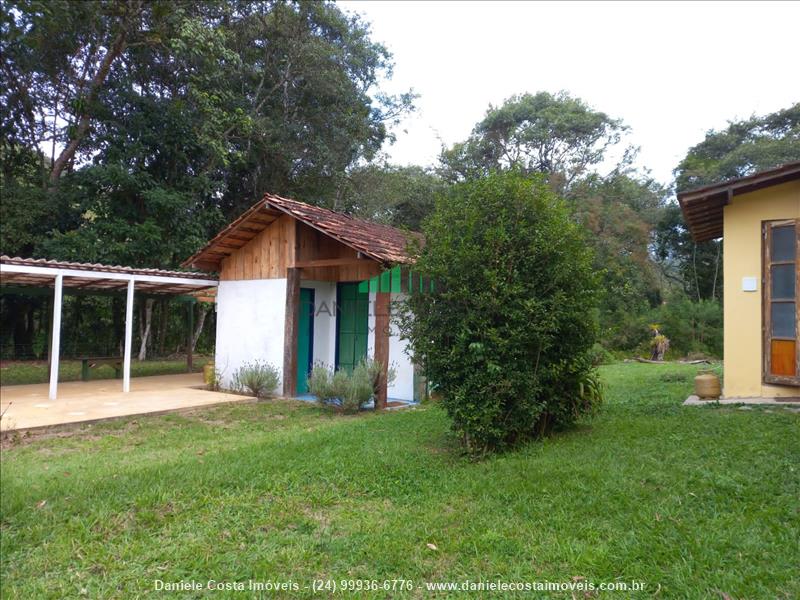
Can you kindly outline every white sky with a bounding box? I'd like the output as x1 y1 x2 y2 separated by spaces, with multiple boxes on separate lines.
340 0 800 185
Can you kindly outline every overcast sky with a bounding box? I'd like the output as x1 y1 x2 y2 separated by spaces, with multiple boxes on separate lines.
340 0 800 186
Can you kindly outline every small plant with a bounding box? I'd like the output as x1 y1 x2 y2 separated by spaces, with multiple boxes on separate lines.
231 360 279 399
307 359 396 414
649 324 670 361
307 363 336 402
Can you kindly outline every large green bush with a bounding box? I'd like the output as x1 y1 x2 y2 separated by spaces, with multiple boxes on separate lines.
399 172 601 453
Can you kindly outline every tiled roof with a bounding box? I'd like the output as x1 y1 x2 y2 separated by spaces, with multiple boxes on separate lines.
264 194 420 264
182 193 421 271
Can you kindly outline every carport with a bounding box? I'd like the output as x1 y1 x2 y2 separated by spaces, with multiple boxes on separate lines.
0 256 217 400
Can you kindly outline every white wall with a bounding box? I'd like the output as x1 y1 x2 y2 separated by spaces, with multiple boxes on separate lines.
387 292 415 401
215 280 416 401
300 280 337 367
215 279 286 390
366 291 415 401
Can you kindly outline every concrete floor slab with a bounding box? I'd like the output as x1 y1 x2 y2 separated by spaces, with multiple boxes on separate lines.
683 394 800 407
0 373 252 432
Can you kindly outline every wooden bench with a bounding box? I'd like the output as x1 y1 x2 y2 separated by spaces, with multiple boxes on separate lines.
78 357 123 381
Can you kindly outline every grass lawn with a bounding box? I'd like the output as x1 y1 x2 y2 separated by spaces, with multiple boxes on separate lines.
1 363 798 598
0 357 207 386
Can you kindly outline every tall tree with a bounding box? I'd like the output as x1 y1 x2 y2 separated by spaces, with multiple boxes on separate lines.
674 103 800 192
0 0 412 360
439 91 631 192
336 163 445 231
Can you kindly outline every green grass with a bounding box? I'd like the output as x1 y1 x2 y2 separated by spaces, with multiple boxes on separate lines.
0 358 207 386
1 363 798 598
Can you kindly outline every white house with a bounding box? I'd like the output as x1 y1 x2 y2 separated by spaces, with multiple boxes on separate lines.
182 193 422 405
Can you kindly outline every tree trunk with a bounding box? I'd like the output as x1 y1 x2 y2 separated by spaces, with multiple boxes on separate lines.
191 303 210 352
112 297 124 356
156 298 168 357
137 298 154 361
49 30 129 187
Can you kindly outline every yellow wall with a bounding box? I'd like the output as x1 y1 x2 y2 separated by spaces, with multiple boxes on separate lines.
722 180 800 398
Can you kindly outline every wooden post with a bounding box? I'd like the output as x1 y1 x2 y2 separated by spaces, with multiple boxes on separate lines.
283 267 301 397
48 275 63 401
374 291 390 410
186 300 194 373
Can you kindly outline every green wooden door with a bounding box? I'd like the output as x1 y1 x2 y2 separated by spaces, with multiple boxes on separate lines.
336 282 369 373
296 288 314 394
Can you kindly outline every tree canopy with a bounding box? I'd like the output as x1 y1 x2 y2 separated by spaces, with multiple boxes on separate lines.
439 91 631 192
674 102 800 192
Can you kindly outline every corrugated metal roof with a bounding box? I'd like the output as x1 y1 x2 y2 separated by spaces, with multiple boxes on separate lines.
182 193 421 271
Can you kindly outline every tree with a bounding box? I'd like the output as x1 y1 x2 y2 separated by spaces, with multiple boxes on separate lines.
0 0 411 360
399 172 601 453
674 103 800 192
439 91 630 192
335 163 446 231
569 173 666 349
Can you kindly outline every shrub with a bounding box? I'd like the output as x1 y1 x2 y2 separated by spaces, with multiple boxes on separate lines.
307 359 396 414
587 342 614 366
655 295 723 357
398 171 601 453
231 360 280 398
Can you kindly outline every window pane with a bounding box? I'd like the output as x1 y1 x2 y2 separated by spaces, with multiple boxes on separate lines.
772 226 796 262
771 339 797 376
771 302 796 338
771 264 796 299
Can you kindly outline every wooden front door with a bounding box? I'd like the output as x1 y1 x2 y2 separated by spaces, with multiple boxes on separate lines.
335 282 369 373
763 220 799 385
296 288 315 394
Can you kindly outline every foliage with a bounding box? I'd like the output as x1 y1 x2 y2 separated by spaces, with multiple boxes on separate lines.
0 0 411 361
399 171 600 452
337 163 446 231
674 103 800 192
587 342 614 366
3 363 799 598
231 360 279 399
569 173 666 348
655 295 723 357
653 203 722 302
307 359 395 413
439 91 631 192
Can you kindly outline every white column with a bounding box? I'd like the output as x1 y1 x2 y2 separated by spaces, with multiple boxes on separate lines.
123 279 135 392
48 274 64 401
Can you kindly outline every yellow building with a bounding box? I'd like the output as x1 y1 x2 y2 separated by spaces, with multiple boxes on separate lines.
679 161 800 399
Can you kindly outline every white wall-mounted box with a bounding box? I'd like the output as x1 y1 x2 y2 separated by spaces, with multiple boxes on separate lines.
741 276 758 292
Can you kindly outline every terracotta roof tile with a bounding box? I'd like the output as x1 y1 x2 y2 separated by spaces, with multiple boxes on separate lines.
1 255 215 280
182 193 422 270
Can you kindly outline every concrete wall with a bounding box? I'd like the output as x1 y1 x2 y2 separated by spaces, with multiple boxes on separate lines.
387 293 415 401
723 180 800 398
300 280 337 367
367 291 415 401
215 279 287 390
215 279 417 401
